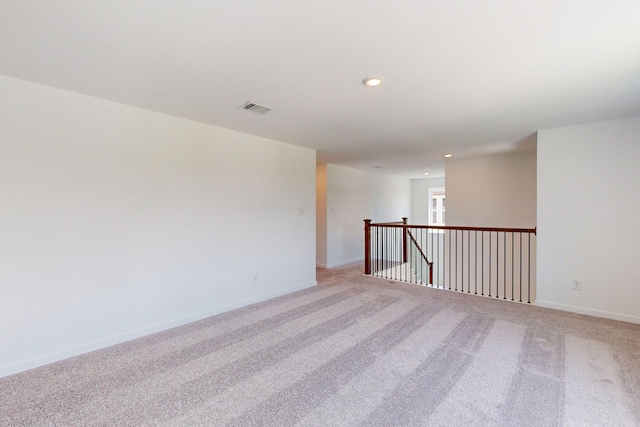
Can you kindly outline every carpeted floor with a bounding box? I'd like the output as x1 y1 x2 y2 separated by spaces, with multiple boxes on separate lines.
1 264 639 426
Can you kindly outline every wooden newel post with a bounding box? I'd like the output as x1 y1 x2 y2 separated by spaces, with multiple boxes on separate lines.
402 217 408 263
364 219 372 275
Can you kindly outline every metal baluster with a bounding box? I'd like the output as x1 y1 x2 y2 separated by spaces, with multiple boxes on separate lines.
519 232 523 303
474 230 478 294
448 229 451 290
455 230 458 291
503 231 507 299
383 227 387 278
488 231 492 297
430 227 433 286
511 233 515 301
495 231 499 298
467 230 471 293
461 229 464 293
528 232 531 304
481 231 485 296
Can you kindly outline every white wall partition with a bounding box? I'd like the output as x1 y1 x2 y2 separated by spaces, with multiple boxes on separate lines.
537 116 640 324
316 164 328 268
411 177 446 225
324 165 372 268
446 151 537 228
0 75 317 377
317 164 410 268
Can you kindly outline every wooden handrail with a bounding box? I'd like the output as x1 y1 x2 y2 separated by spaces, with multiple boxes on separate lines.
370 223 536 235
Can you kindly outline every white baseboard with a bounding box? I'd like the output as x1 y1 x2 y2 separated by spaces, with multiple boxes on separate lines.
0 280 317 379
324 257 364 269
535 300 640 324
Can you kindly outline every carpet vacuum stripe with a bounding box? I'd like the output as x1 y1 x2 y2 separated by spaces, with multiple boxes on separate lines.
167 298 425 425
296 308 469 426
96 294 398 425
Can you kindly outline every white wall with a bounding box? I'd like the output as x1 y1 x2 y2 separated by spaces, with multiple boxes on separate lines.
411 177 446 225
316 164 410 268
446 151 537 228
370 171 412 223
537 116 640 324
316 164 328 268
0 75 317 377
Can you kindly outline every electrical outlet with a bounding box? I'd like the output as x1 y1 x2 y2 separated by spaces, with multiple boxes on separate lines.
571 280 582 291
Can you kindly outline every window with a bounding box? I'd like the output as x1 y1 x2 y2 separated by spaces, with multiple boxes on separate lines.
429 187 445 227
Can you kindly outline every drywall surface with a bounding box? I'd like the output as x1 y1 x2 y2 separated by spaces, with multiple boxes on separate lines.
0 75 317 377
537 116 640 324
371 171 412 223
411 177 446 225
316 164 328 267
446 151 537 228
319 164 410 268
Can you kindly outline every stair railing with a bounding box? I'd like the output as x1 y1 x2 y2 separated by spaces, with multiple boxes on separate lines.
364 218 537 304
364 219 406 278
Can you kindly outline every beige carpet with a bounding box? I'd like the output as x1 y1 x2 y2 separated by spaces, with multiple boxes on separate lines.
1 264 639 426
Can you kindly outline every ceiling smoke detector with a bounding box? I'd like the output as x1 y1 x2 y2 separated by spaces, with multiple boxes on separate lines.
239 101 273 115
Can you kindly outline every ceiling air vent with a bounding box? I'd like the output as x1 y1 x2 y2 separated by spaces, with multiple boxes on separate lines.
239 101 273 115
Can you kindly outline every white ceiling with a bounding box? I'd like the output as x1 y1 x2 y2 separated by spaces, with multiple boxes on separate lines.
1 1 639 178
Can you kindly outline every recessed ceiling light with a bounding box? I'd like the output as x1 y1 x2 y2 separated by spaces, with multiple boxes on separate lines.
424 172 430 176
363 76 383 87
444 154 453 158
